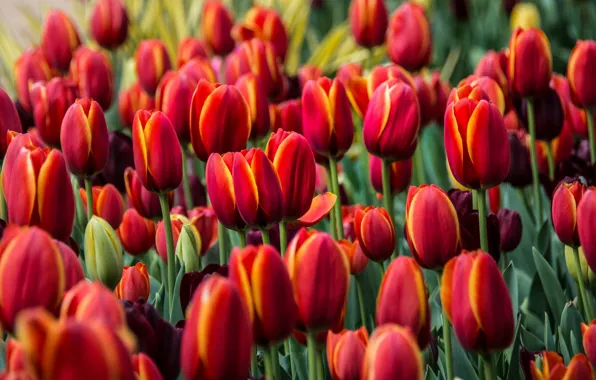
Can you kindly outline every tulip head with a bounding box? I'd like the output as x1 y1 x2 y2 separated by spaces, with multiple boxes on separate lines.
505 130 533 187
349 0 388 48
135 40 172 95
233 6 288 62
115 262 151 302
117 208 156 255
513 87 564 141
124 167 172 219
155 71 197 142
277 100 303 134
508 28 552 97
55 240 85 291
235 73 271 140
80 184 125 229
40 10 81 72
0 89 22 159
205 153 245 230
354 206 395 262
455 75 506 115
70 47 114 110
175 224 202 272
386 2 432 72
496 208 522 253
90 0 129 49
552 180 585 247
84 216 124 290
578 188 596 273
201 0 235 56
177 37 209 67
568 40 596 108
118 83 155 128
582 321 596 368
475 50 509 101
133 353 163 380
14 48 52 112
188 207 219 256
326 327 368 380
337 239 369 275
369 154 412 196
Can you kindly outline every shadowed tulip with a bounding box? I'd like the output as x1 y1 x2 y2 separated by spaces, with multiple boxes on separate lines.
298 65 323 90
508 28 552 97
551 74 589 139
55 240 84 291
202 0 235 56
156 71 198 143
552 180 585 247
578 188 596 273
135 40 172 95
118 208 156 255
14 48 53 113
84 216 124 290
180 57 217 84
188 207 219 255
70 47 114 110
413 75 436 126
233 6 288 62
349 0 388 48
101 131 134 192
40 10 81 72
90 0 128 49
386 2 432 72
177 37 209 67
505 130 533 187
568 40 596 108
133 353 164 380
336 63 362 84
179 264 229 314
124 168 173 219
0 88 22 158
326 327 368 380
155 214 186 263
430 71 452 123
337 239 369 275
475 50 509 98
118 83 155 128
235 73 270 140
277 100 302 134
80 184 124 229
496 208 522 252
354 206 395 262
513 87 564 141
370 155 412 196
115 262 151 302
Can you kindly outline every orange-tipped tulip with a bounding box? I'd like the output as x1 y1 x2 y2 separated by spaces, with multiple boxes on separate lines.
582 321 596 369
135 40 172 95
552 181 585 247
205 153 245 230
124 168 173 219
386 2 432 72
349 0 388 48
155 214 185 263
60 98 110 176
233 6 288 62
578 188 596 273
202 0 235 56
551 74 589 139
80 184 125 229
452 75 506 115
362 324 424 380
336 62 363 84
0 88 23 158
530 352 595 380
0 227 65 332
302 77 354 158
90 0 129 49
298 65 323 90
118 83 155 128
133 353 164 380
117 208 156 255
430 71 452 123
40 10 81 72
188 207 219 255
326 327 368 380
14 48 52 113
568 40 596 108
285 229 350 331
155 71 197 142
115 262 151 302
180 275 252 380
190 80 251 161
337 239 369 275
376 256 430 348
354 206 395 262
508 28 552 97
363 79 420 161
369 154 412 196
413 75 436 127
235 73 270 140
70 47 114 110
55 240 84 291
179 57 217 84
441 250 514 352
405 184 461 268
475 50 509 102
444 98 510 189
177 37 209 67
132 110 183 192
229 244 297 345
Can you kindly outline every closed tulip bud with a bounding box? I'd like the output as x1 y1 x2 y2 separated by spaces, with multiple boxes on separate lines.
205 153 245 230
177 37 209 67
80 184 124 229
456 75 506 115
90 0 129 49
583 321 596 367
181 276 252 380
155 71 197 142
578 189 596 273
386 2 432 72
0 227 65 332
298 65 323 90
133 353 164 380
445 98 510 188
277 99 303 134
202 0 235 56
132 110 183 192
55 240 84 291
349 0 388 48
115 262 151 302
175 224 202 272
285 229 350 331
510 3 541 30
337 239 369 275
475 50 509 101
302 77 353 158
118 83 155 128
189 207 218 255
513 87 564 141
377 256 431 348
84 216 124 289
102 131 134 192
70 47 114 110
370 155 412 196
497 208 522 252
550 74 589 138
362 324 424 380
0 88 22 158
14 48 53 112
234 6 288 62
40 10 81 72
354 206 395 262
235 73 270 139
124 168 173 219
568 40 596 108
117 208 156 255
336 63 362 84
508 28 552 97
552 181 585 247
441 250 515 352
135 40 172 95
326 327 368 380
505 131 533 187
364 79 420 161
180 57 217 83
430 71 452 123
413 75 435 126
156 214 186 263
190 80 251 161
370 64 416 95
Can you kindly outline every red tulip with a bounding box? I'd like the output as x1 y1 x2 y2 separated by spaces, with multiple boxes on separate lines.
40 10 81 72
14 48 52 112
55 240 85 291
90 0 129 49
177 37 210 67
233 6 288 62
453 75 506 115
337 239 369 275
349 0 388 48
508 28 552 97
156 71 197 142
235 73 270 140
277 100 302 134
115 262 151 302
70 47 114 110
179 57 217 83
135 40 172 95
475 50 509 102
354 206 395 262
117 208 156 255
298 65 324 90
188 207 218 255
124 168 172 219
578 188 596 273
326 327 368 380
552 180 585 247
118 83 155 128
155 214 185 263
369 155 412 196
133 353 164 380
386 2 432 72
79 184 125 229
201 0 235 56
430 71 452 124
568 40 596 108
0 88 23 158
413 75 436 126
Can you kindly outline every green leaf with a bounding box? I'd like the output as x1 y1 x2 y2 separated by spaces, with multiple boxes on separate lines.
561 303 584 355
506 316 522 380
425 366 438 380
533 248 566 325
170 262 186 324
559 328 571 363
521 325 545 352
544 313 555 351
504 262 519 321
451 330 480 380
571 330 583 356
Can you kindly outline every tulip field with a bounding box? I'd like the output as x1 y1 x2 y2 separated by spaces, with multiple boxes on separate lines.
1 0 596 378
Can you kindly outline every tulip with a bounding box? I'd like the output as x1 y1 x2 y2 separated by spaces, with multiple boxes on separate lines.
529 352 594 379
336 63 362 84
326 327 368 380
84 216 124 290
132 110 183 193
337 239 369 275
118 83 155 128
124 168 173 219
413 75 436 126
441 251 514 353
579 189 596 274
353 206 395 262
175 224 202 272
3 138 75 241
97 131 132 192
298 65 323 90
40 10 81 72
80 184 124 229
201 0 235 56
552 181 585 247
505 131 533 187
235 73 270 140
155 214 185 263
133 353 164 380
349 0 388 48
70 47 114 110
0 88 22 158
180 57 217 83
115 262 151 302
3 339 25 374
180 264 229 314
496 208 522 253
362 324 424 380
508 28 552 97
513 87 564 142
277 100 302 134
386 2 432 72
430 71 452 123
188 207 219 255
135 40 172 95
60 98 110 177
155 71 197 143
190 80 251 161
14 48 53 113
233 6 288 62
55 240 84 291
117 208 156 255
369 155 412 196
551 74 589 139
583 321 596 367
90 0 129 49
475 50 509 101
454 75 506 115
180 276 252 380
177 37 209 67
0 227 65 332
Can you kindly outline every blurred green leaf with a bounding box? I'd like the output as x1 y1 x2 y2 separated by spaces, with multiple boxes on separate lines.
533 247 566 326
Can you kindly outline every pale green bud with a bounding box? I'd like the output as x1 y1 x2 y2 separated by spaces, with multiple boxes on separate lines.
175 224 202 272
85 216 124 289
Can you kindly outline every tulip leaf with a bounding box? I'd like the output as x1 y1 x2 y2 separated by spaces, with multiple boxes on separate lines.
503 262 519 322
533 248 566 326
344 275 360 330
559 328 571 363
446 329 480 380
560 304 584 356
424 366 438 380
543 312 554 351
520 325 545 352
505 315 522 380
536 221 553 263
420 124 450 191
147 276 161 305
170 261 186 324
571 330 583 356
0 340 5 372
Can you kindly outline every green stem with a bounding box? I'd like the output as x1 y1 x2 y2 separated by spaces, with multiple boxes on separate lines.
355 276 367 328
482 354 497 380
475 189 489 252
366 48 375 70
251 347 258 377
0 159 6 221
381 159 397 256
271 345 281 380
316 349 325 380
440 273 454 380
280 221 288 256
159 193 176 321
307 331 318 380
414 145 426 185
180 146 194 210
526 98 543 227
572 246 594 321
329 156 344 240
238 231 247 248
85 177 94 222
263 346 275 380
587 108 596 164
218 221 227 265
378 261 385 278
261 228 271 245
545 143 555 181
285 339 296 379
325 164 338 239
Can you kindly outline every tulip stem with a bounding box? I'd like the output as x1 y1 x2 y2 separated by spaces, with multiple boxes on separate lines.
159 193 176 322
261 228 271 245
526 98 543 227
271 345 281 380
316 348 325 380
378 261 385 277
325 164 338 239
180 147 194 210
263 346 275 380
475 189 489 252
285 339 296 380
307 331 318 380
218 221 227 265
545 144 555 180
238 231 247 248
414 145 426 185
84 178 94 221
381 159 398 256
251 346 258 377
329 157 344 240
280 221 288 256
440 270 454 380
482 354 497 380
355 276 368 329
588 108 596 164
572 246 594 321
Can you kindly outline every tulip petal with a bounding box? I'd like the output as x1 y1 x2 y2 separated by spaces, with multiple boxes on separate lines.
206 154 237 229
450 253 481 351
232 152 260 226
345 77 370 118
251 150 283 226
294 192 337 227
302 81 333 155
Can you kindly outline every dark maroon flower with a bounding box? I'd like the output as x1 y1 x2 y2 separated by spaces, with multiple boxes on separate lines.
180 264 228 314
512 88 564 142
103 131 134 192
447 189 473 215
497 208 522 252
506 131 533 188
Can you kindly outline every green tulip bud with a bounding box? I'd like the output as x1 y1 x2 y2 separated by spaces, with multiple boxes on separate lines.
175 224 202 272
85 216 124 289
565 245 596 293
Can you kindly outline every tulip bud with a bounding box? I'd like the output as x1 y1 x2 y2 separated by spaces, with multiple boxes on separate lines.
578 188 596 273
297 65 323 90
552 180 585 247
135 40 172 95
430 71 451 124
551 74 589 138
510 2 541 30
14 48 53 114
505 131 533 187
80 184 124 229
277 100 303 134
70 47 114 110
497 208 522 252
180 276 252 380
353 206 395 262
201 0 235 56
188 207 218 255
175 224 202 272
337 239 369 275
508 28 552 97
177 37 209 67
132 110 183 192
0 88 22 158
370 155 412 196
235 73 270 140
84 216 124 290
117 208 156 255
475 50 509 101
118 83 155 128
326 327 368 380
285 230 350 332
413 75 436 126
362 324 424 380
190 80 251 161
40 10 81 72
55 240 84 291
583 321 596 368
386 2 432 72
234 6 288 62
513 87 564 141
205 153 245 230
363 80 420 161
349 0 388 48
124 168 172 219
180 57 217 83
156 214 185 263
568 40 596 108
441 250 514 352
156 71 197 143
302 77 354 158
133 353 164 380
115 262 151 302
445 98 510 189
90 0 129 49
0 227 65 332
455 75 506 115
